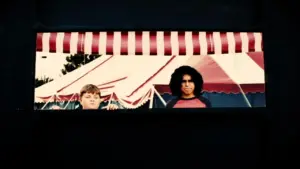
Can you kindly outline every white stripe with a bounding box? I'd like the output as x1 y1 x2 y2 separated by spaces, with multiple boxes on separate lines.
210 53 240 84
157 31 164 55
99 32 107 55
42 33 50 53
212 32 222 54
142 31 150 55
254 32 262 51
78 33 84 53
128 32 135 55
235 53 265 83
113 32 121 55
240 32 249 53
84 32 93 54
227 32 236 54
199 32 207 55
210 53 264 84
185 31 193 56
70 32 78 54
56 32 64 53
170 31 179 55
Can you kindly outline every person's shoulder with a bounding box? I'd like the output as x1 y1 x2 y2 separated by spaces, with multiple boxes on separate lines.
198 96 212 108
166 97 179 108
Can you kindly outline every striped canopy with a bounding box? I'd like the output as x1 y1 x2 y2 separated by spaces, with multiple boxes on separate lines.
36 31 263 55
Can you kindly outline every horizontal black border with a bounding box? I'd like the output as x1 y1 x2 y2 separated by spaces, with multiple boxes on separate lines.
33 23 263 33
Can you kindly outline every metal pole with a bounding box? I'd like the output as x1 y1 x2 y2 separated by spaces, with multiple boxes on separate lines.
152 86 167 106
41 95 54 110
149 87 154 109
63 93 76 110
237 85 252 107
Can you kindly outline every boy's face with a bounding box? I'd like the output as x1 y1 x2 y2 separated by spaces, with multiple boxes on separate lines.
80 92 102 109
181 74 195 97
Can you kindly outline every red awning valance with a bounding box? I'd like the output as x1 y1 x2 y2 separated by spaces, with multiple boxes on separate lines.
36 31 263 55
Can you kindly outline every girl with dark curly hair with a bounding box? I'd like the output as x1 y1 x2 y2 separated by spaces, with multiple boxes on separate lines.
166 66 211 108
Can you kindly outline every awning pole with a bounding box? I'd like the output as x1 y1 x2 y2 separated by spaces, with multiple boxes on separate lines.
149 87 155 109
41 95 54 110
106 93 114 110
63 93 76 110
153 86 167 106
237 85 252 107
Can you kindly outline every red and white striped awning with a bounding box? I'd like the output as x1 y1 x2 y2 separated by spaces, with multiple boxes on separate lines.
36 31 263 55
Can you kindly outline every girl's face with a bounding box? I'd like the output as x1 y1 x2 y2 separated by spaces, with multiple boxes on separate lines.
180 74 195 98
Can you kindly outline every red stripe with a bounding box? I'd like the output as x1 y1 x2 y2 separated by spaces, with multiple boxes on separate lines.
206 32 214 54
111 93 119 101
77 32 85 53
155 83 265 94
63 32 71 53
178 31 186 55
220 32 228 53
132 89 151 105
106 32 114 55
120 32 128 55
97 77 128 87
234 32 242 53
92 32 100 54
247 52 264 70
247 32 255 52
36 33 43 52
204 83 265 93
100 94 113 101
127 55 176 97
98 85 114 90
135 31 143 55
121 89 151 105
164 31 172 55
57 55 114 93
192 32 200 55
49 32 57 53
149 31 157 55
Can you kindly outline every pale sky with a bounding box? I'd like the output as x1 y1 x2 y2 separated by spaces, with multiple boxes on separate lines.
35 52 69 80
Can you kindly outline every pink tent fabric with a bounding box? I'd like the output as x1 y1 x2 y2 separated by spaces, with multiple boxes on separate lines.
112 52 264 108
35 53 264 104
155 52 265 94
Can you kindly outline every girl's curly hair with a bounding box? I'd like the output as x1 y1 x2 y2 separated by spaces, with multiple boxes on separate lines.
169 65 203 97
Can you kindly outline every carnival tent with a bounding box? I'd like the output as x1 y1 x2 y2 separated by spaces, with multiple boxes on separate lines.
35 54 116 102
112 52 264 108
155 52 265 94
35 31 264 108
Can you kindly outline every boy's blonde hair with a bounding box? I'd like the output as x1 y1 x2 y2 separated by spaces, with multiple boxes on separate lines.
79 84 101 98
